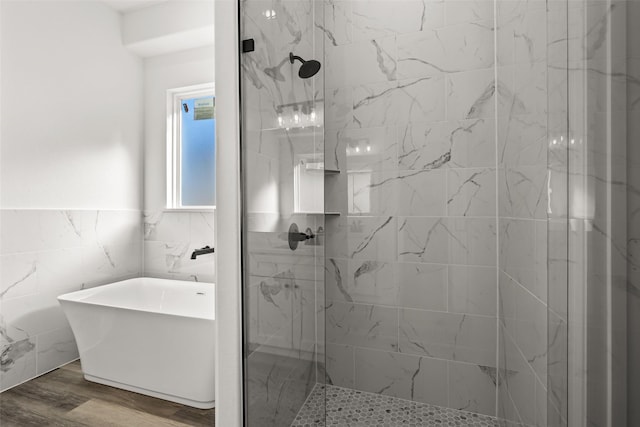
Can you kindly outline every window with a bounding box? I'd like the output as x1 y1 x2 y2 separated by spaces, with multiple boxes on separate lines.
167 84 216 209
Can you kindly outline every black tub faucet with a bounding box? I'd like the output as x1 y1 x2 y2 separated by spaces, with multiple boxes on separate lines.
191 246 215 259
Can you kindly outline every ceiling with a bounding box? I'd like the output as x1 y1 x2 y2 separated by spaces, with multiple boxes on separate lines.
102 0 170 13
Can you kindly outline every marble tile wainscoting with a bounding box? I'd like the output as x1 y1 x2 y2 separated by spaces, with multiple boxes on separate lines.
0 209 142 391
322 0 500 419
143 211 216 283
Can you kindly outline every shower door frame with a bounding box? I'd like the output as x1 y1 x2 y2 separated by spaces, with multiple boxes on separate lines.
563 0 631 425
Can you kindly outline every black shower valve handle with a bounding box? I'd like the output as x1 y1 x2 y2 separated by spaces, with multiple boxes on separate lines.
290 231 315 242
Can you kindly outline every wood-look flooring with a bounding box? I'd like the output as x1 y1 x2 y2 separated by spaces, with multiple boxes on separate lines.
0 361 215 426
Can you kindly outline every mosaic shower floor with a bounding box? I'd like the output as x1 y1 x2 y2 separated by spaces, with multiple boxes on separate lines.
291 385 500 427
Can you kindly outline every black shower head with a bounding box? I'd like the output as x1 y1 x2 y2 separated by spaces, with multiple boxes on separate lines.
289 52 321 79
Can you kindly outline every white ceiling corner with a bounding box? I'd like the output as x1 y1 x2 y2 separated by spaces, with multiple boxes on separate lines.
101 0 170 13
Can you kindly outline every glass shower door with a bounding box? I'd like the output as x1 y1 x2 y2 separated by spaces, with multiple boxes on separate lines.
551 0 640 425
239 1 326 426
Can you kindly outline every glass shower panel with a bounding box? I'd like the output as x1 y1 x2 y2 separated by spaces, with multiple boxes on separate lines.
546 0 570 425
558 0 639 425
240 1 326 426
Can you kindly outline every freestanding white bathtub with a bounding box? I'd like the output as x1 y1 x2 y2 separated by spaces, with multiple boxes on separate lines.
58 277 215 409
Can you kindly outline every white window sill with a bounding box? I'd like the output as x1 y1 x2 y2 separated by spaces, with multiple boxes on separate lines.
163 207 216 213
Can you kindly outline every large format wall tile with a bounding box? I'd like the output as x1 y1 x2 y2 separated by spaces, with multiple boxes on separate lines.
320 0 553 423
445 0 494 26
246 349 315 427
448 265 497 316
499 166 548 220
0 210 41 255
350 0 444 41
396 169 448 216
499 272 547 383
322 0 352 46
348 172 397 216
448 218 497 266
354 347 448 407
345 259 397 305
325 343 354 388
498 326 537 426
352 77 446 128
397 262 448 311
397 22 494 78
396 119 496 171
397 217 450 264
36 327 79 376
348 216 397 261
397 122 453 171
496 0 549 422
327 301 398 351
446 69 496 120
0 253 38 300
342 126 397 172
346 170 449 217
325 36 397 87
0 209 142 392
447 168 497 217
399 308 497 367
323 0 501 416
448 360 497 416
143 211 215 283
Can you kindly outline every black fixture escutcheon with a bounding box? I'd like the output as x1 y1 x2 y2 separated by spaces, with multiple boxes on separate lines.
288 223 315 251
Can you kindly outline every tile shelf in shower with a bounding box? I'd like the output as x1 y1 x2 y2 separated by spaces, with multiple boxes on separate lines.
300 212 341 215
261 126 323 133
324 169 340 174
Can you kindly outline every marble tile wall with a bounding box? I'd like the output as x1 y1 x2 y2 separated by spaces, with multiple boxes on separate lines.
0 209 142 392
322 0 499 417
496 0 549 425
143 211 215 283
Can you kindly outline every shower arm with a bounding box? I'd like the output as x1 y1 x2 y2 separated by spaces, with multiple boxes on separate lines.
289 53 304 64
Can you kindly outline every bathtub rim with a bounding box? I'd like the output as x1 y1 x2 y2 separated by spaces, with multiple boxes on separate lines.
57 277 215 321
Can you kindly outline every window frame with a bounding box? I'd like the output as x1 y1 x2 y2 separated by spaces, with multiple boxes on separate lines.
166 83 216 211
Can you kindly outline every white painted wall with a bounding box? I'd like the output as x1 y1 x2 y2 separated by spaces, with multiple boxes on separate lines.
0 1 144 210
214 0 243 425
122 0 214 58
143 46 214 211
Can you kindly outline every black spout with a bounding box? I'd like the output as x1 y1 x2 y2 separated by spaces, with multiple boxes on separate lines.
191 246 215 259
